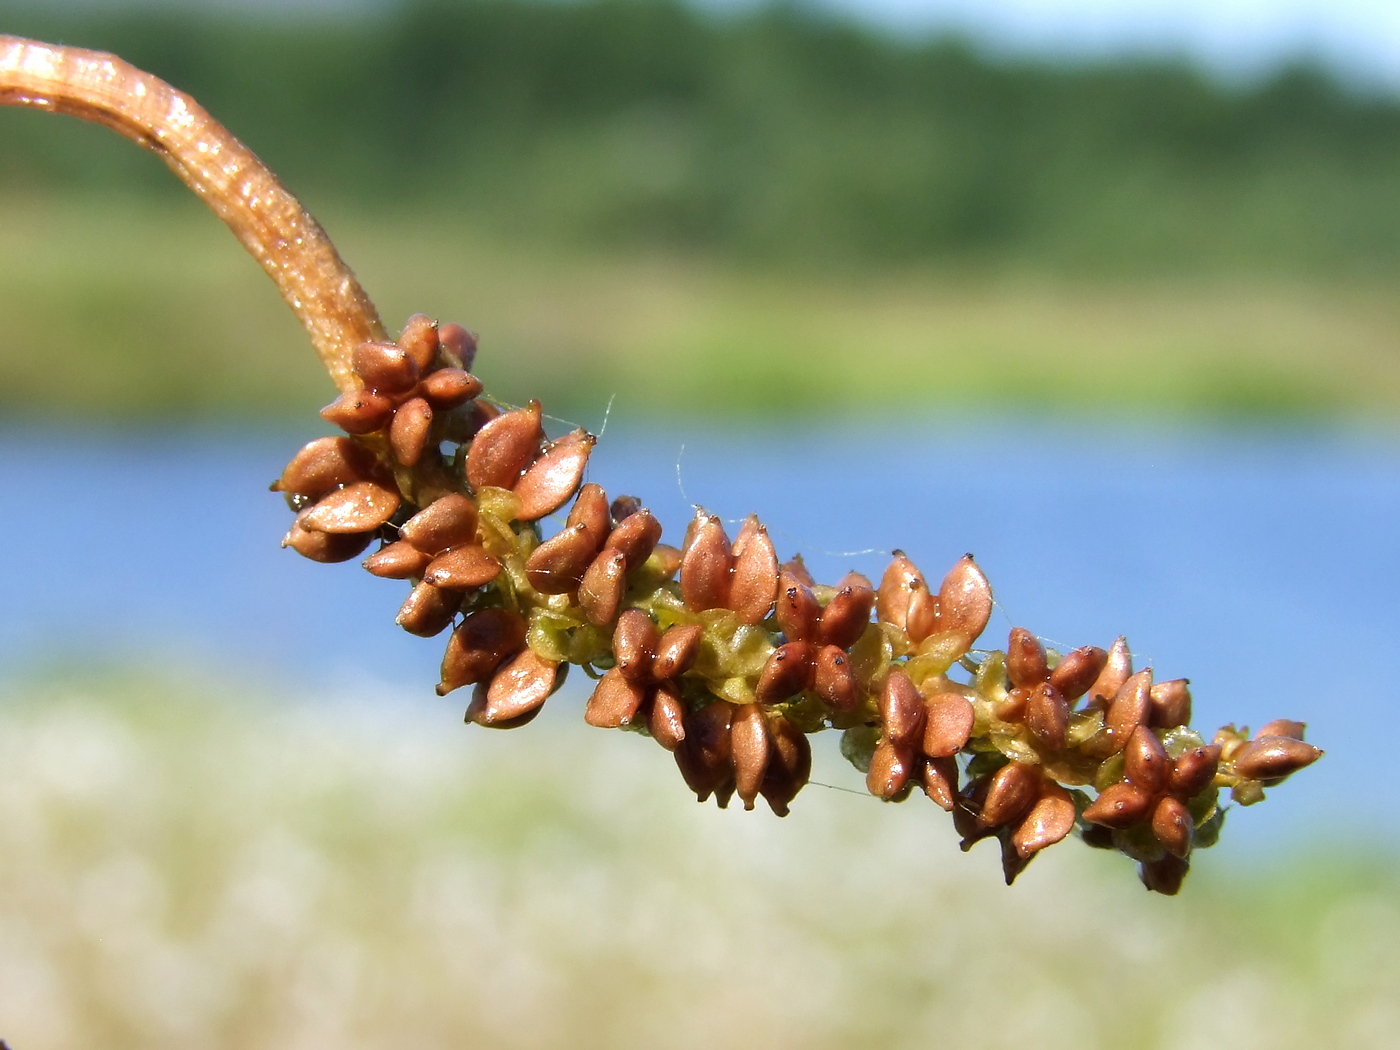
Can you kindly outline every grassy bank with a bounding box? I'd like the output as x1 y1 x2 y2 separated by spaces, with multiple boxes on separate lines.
0 669 1391 1049
3 196 1400 423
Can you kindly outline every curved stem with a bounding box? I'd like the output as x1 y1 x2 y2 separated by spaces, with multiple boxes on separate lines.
0 34 383 393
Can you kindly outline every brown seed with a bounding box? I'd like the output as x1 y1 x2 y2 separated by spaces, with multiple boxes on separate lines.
1087 636 1133 709
613 609 660 682
585 667 648 728
466 400 543 491
320 391 396 435
953 777 995 848
282 518 372 563
578 549 628 626
880 670 927 748
395 581 461 637
437 322 478 371
680 514 734 612
919 756 959 811
1256 718 1307 741
866 740 915 801
604 509 663 572
923 692 975 758
731 703 772 811
934 556 993 648
978 762 1040 829
760 716 812 817
1047 645 1109 701
474 648 561 726
813 645 859 714
353 339 419 395
389 396 435 467
568 483 612 548
652 623 704 680
675 701 735 803
463 685 543 731
729 515 779 625
876 551 924 631
396 314 440 373
611 494 643 523
1084 781 1155 828
1006 628 1049 689
1149 678 1192 728
421 368 482 411
274 436 378 499
818 572 876 650
423 545 503 589
1232 736 1323 781
1124 724 1171 794
1139 854 1190 896
1025 683 1069 752
515 428 596 521
437 608 528 695
648 684 687 751
1151 795 1194 858
1169 744 1221 798
363 539 432 579
440 400 498 445
995 686 1031 724
1012 783 1076 858
400 493 478 554
904 582 938 642
300 481 401 534
525 522 597 594
775 572 822 642
1107 670 1153 748
755 641 815 704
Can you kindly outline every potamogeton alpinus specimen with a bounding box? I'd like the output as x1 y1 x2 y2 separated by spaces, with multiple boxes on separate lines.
0 34 1321 894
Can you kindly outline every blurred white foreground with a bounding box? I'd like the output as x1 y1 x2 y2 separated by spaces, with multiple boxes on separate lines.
0 673 1394 1050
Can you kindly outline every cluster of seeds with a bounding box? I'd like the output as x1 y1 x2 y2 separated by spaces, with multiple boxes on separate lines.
277 314 1322 895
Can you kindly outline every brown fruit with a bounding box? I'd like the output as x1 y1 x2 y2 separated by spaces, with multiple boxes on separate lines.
760 717 812 817
1149 678 1192 728
423 545 503 589
774 571 821 642
679 514 734 612
585 668 648 728
1124 724 1170 794
648 684 687 751
652 623 704 681
400 494 478 554
729 515 779 625
353 340 419 394
363 539 432 579
421 368 482 410
578 549 628 627
274 436 378 499
437 608 527 695
1087 636 1132 709
395 581 461 637
515 428 595 521
978 762 1040 829
613 609 661 682
437 322 478 371
320 390 395 434
755 641 815 704
603 508 662 571
933 556 993 648
675 701 735 804
525 522 597 594
1151 795 1193 858
817 572 876 650
922 692 975 758
1082 782 1153 829
300 481 400 534
1006 627 1049 689
1025 683 1069 751
568 483 612 548
396 314 440 372
1047 645 1109 701
282 518 372 563
1232 736 1322 781
1168 744 1221 798
1012 783 1076 858
389 396 434 467
866 740 915 801
876 551 924 631
1107 670 1153 749
731 703 771 811
919 756 959 811
879 671 926 748
466 400 543 491
472 649 561 726
813 645 859 714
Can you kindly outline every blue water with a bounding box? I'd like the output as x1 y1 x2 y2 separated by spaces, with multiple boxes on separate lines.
1 420 1396 851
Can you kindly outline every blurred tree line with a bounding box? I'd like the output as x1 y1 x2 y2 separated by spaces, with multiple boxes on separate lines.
4 0 1400 273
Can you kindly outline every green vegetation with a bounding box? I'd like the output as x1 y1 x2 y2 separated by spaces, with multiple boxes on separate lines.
3 196 1400 421
5 0 1400 420
3 0 1400 273
0 670 1390 1049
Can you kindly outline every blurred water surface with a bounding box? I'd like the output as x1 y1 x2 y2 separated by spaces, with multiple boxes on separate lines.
0 419 1393 854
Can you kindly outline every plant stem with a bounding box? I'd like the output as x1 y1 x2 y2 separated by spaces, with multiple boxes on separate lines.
0 34 383 392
